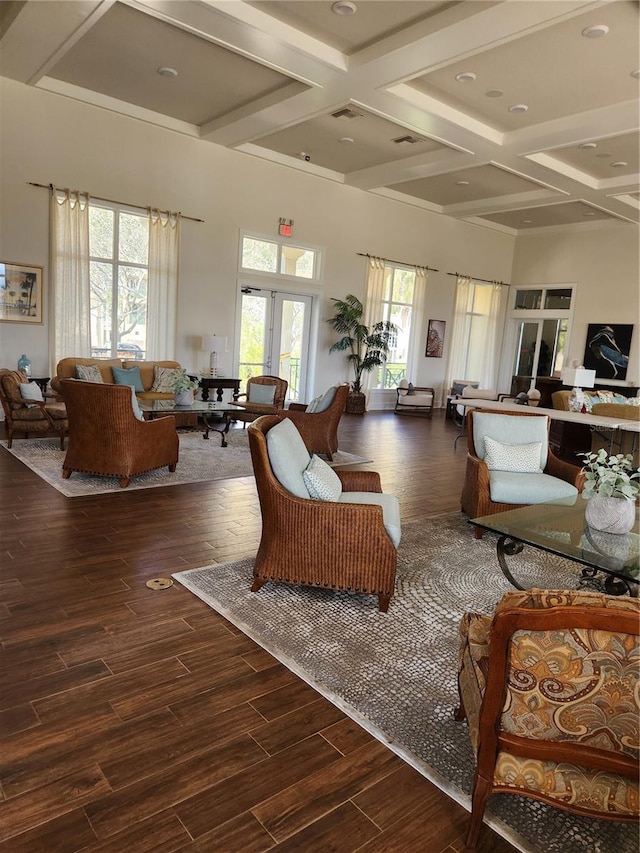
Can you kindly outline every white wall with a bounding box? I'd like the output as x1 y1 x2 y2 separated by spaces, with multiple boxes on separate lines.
509 227 640 389
0 78 516 407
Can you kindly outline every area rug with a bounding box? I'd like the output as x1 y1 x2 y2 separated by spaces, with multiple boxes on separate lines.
2 432 371 497
173 512 636 853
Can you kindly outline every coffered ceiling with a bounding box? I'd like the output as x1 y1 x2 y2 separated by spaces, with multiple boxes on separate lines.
1 0 638 234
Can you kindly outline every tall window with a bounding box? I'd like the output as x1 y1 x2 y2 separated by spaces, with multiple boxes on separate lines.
447 278 503 389
376 265 416 389
89 203 149 359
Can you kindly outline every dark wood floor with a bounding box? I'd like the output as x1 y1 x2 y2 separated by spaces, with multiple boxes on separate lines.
0 411 516 852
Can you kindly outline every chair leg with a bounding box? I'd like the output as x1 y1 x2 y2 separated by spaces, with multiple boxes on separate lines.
62 468 72 480
377 593 390 612
465 774 492 850
119 477 131 488
474 526 484 540
251 576 267 592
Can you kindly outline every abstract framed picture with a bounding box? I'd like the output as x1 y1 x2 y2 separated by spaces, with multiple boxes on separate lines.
583 323 633 381
425 319 445 358
0 261 43 324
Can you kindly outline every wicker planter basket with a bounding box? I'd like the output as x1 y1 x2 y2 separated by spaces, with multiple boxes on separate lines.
345 391 366 415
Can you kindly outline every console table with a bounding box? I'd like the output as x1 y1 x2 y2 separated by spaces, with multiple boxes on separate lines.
193 377 241 402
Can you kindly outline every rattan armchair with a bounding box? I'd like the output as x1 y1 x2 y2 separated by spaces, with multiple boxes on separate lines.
60 379 179 488
460 409 583 537
0 369 68 449
230 375 288 427
457 589 639 850
279 383 349 459
247 415 398 612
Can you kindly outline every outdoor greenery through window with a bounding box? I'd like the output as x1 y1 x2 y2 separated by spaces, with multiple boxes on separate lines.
376 265 415 388
241 234 318 280
89 203 149 359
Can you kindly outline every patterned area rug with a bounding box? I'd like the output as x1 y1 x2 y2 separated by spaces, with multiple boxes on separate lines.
2 431 371 497
173 512 636 853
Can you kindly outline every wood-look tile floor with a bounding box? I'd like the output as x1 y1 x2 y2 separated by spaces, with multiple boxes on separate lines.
0 412 516 852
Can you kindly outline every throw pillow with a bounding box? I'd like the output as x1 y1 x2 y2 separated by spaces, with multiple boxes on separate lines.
19 381 44 407
112 365 145 393
627 397 640 406
484 436 543 474
128 386 145 421
151 365 182 393
302 454 342 502
314 386 338 412
305 393 324 413
248 383 276 405
597 390 615 404
75 364 103 383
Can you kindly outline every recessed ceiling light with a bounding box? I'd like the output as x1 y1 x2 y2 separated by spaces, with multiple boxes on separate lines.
485 90 503 98
595 151 612 158
332 1 357 14
521 219 533 224
455 72 476 83
509 104 528 113
632 69 640 79
582 24 609 38
611 161 628 168
456 180 470 186
157 66 178 78
338 136 354 144
579 142 597 149
583 211 596 216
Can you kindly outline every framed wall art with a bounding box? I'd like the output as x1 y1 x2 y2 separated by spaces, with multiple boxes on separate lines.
0 261 43 324
425 319 445 358
583 323 633 382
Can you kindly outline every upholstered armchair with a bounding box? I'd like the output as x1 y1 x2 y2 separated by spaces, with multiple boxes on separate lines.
230 375 288 427
395 379 434 417
456 589 639 850
279 383 349 459
60 379 178 488
0 369 68 449
247 415 400 612
460 409 583 537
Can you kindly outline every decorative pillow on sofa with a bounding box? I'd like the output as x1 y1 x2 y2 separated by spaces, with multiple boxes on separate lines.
112 365 145 393
151 366 182 393
484 436 543 474
248 384 276 405
19 381 44 407
75 364 103 383
303 454 342 501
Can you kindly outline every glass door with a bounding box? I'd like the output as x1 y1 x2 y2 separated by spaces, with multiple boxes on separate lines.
238 288 312 402
513 318 568 379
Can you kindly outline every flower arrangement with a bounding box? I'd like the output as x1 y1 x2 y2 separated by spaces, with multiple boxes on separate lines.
172 370 200 394
579 450 640 501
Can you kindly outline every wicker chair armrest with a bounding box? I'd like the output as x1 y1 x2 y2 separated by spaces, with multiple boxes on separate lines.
545 452 583 489
466 452 490 492
287 402 308 411
337 470 382 493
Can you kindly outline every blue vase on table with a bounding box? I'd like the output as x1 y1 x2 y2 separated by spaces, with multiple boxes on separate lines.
18 354 32 377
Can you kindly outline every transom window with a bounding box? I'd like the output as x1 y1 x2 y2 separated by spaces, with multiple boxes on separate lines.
240 233 321 281
89 203 149 359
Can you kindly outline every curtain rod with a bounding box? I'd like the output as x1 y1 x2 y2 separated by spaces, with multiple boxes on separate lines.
357 252 439 273
446 271 509 287
28 182 204 223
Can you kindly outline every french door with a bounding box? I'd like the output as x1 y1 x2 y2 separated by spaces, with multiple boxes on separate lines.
512 318 568 379
237 287 313 402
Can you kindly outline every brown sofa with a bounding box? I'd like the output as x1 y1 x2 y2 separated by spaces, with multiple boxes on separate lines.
51 357 182 400
552 390 639 463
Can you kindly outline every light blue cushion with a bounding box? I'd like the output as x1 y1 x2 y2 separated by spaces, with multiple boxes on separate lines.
305 393 324 413
128 386 145 421
303 454 342 501
249 383 276 405
489 471 578 505
337 491 401 548
314 386 337 413
112 365 145 393
473 412 549 470
19 381 44 407
266 417 311 498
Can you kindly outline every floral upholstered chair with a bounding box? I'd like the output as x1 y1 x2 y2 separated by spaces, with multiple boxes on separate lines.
456 589 639 850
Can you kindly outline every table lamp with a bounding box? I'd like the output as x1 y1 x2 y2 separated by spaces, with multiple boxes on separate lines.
201 335 227 377
561 366 596 412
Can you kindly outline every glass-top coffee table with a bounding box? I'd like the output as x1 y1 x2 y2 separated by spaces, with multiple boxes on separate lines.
472 500 639 597
138 400 259 446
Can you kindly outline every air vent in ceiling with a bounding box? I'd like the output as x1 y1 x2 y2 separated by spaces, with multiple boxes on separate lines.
331 107 364 120
393 135 423 145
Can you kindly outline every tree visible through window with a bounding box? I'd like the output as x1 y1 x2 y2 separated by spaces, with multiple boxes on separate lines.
376 265 415 388
89 203 149 359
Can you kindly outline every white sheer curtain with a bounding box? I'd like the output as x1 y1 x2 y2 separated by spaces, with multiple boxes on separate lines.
406 266 428 373
481 283 503 389
444 275 472 393
146 209 181 360
361 256 387 406
51 188 91 372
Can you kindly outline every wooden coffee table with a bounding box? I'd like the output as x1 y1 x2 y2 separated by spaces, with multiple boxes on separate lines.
472 499 639 596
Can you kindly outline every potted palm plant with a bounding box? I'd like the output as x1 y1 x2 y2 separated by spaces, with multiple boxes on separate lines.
327 294 397 414
580 449 639 534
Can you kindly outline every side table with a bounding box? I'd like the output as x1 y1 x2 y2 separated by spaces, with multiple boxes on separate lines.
194 376 241 402
31 377 50 394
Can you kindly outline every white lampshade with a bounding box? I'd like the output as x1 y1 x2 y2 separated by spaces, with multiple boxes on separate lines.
561 367 595 389
201 335 227 353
